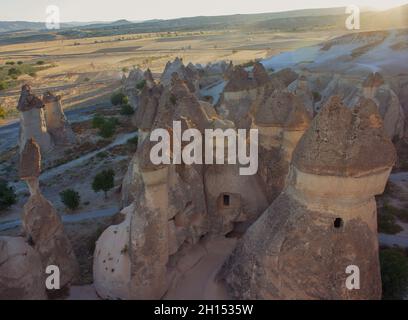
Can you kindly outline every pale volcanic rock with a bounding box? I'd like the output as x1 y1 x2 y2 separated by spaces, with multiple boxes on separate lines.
362 72 405 139
218 66 259 129
252 62 270 86
98 72 271 299
132 83 163 134
19 138 79 292
19 138 41 180
220 96 395 300
42 91 76 145
123 67 144 109
271 68 299 87
293 96 396 176
251 85 311 202
22 193 80 290
160 58 199 93
0 236 46 300
288 74 315 115
93 205 133 299
144 68 155 89
17 84 53 153
223 66 257 93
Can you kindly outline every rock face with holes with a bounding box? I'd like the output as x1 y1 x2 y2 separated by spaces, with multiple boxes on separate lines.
220 96 395 299
95 74 269 299
42 91 76 146
19 138 79 293
0 236 46 300
17 84 53 153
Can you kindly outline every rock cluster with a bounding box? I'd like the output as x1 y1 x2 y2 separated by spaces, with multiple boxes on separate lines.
17 85 76 154
219 97 396 299
94 73 269 299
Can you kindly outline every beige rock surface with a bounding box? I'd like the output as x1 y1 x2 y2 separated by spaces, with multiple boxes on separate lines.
220 96 395 299
0 236 46 300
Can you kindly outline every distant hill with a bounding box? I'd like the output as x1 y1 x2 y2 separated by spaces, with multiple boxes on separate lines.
0 5 407 42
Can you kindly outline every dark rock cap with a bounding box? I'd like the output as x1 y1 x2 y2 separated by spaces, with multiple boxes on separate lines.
224 66 256 92
254 85 310 129
252 62 270 86
42 91 62 103
17 84 44 112
292 96 396 176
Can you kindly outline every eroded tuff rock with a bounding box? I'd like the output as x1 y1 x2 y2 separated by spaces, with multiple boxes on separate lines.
95 74 268 299
19 138 79 292
0 236 46 300
17 84 53 153
217 64 269 129
123 68 144 109
288 74 314 115
362 72 405 139
220 96 396 299
160 58 199 94
251 83 311 202
42 91 76 145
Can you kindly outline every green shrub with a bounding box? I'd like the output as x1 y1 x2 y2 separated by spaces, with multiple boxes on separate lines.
380 248 408 299
136 80 146 90
122 67 129 73
170 94 177 105
120 103 134 115
0 180 17 211
17 61 23 65
96 151 109 159
127 135 138 146
8 68 22 77
382 203 408 223
312 91 322 103
0 81 7 91
111 91 127 106
59 189 80 211
92 169 115 199
378 212 403 235
92 114 105 129
5 61 14 65
36 60 45 65
99 118 117 138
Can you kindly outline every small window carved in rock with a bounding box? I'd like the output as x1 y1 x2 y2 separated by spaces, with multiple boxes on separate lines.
223 194 230 207
334 218 343 229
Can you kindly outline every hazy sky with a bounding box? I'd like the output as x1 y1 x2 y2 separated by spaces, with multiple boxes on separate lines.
0 0 407 22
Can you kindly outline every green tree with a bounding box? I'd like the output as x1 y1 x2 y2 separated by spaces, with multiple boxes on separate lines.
59 189 80 211
136 80 146 90
380 248 408 299
99 118 117 138
110 91 127 106
92 169 115 199
0 180 17 211
92 114 105 129
120 103 134 116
